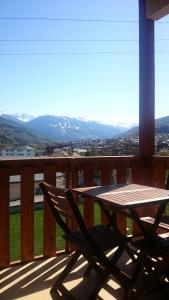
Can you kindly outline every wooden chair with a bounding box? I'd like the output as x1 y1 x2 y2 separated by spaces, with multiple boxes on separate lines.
96 198 169 298
40 182 136 299
130 234 169 299
141 215 169 235
131 209 169 297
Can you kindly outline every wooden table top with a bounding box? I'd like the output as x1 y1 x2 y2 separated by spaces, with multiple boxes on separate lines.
73 184 169 209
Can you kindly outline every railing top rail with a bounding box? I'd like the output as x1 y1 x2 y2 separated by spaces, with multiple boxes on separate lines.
153 155 169 160
0 155 143 173
153 156 169 166
0 155 142 164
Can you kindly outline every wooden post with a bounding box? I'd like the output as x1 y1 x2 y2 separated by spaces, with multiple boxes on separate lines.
132 0 156 236
139 0 155 186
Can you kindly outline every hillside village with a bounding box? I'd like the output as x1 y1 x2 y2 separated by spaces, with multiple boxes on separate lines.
42 133 169 156
1 133 169 158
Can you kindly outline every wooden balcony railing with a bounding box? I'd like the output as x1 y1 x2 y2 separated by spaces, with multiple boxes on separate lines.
153 156 169 189
0 155 168 269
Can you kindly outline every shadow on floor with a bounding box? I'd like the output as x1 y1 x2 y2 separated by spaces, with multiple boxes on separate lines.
0 253 127 300
0 252 168 299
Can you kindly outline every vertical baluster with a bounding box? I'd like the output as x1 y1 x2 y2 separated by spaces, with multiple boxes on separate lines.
116 164 127 234
146 160 165 217
131 160 142 184
0 170 9 268
70 158 78 189
131 160 144 236
100 164 112 185
43 166 56 257
65 170 72 253
66 159 80 252
100 163 112 224
155 161 166 188
21 167 34 262
65 170 71 189
116 165 126 184
83 164 94 228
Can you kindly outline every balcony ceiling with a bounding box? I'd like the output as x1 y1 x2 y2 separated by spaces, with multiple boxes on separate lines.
147 0 169 20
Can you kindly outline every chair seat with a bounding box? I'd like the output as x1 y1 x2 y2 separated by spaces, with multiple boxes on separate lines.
64 224 128 255
132 235 169 256
141 215 169 231
131 235 169 298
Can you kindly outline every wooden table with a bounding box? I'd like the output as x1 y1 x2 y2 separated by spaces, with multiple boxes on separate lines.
74 184 169 237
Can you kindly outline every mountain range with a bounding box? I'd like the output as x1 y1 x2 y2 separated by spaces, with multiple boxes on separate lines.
0 113 127 145
121 115 169 137
0 116 50 145
1 113 169 146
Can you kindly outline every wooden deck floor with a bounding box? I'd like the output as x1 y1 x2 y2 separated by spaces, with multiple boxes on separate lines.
0 252 167 300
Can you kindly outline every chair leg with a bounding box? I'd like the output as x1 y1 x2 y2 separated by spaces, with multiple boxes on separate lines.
50 283 76 300
84 264 95 278
83 260 102 278
87 270 110 300
51 250 81 291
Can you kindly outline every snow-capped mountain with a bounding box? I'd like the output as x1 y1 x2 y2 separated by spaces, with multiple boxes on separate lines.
13 113 35 122
0 112 35 124
26 115 127 141
0 113 128 142
0 115 50 145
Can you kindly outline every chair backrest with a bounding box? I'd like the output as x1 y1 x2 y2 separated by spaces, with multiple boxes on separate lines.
40 182 110 266
39 181 72 235
65 189 92 240
64 189 110 265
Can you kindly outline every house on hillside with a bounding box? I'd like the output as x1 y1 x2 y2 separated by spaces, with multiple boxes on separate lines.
0 145 36 157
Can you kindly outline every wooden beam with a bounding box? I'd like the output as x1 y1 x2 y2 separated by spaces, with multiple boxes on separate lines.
147 0 169 20
139 0 155 186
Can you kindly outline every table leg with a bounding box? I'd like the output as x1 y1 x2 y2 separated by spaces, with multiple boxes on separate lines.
130 200 168 237
153 200 168 232
129 208 150 237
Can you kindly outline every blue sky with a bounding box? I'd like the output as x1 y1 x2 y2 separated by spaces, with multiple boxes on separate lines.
0 0 169 126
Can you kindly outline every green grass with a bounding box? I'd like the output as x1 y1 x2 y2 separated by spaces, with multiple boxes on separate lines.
10 210 44 261
9 203 102 262
13 201 165 262
34 210 43 256
10 212 21 261
10 202 143 262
